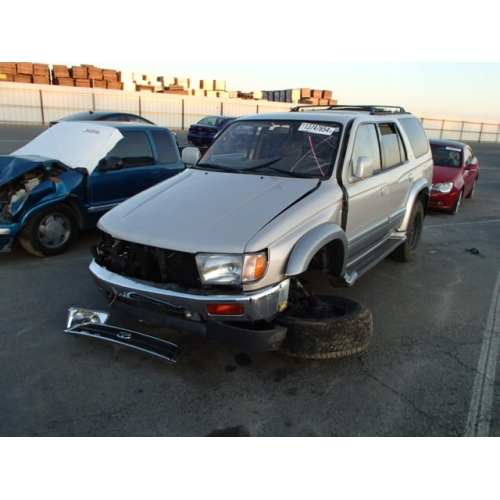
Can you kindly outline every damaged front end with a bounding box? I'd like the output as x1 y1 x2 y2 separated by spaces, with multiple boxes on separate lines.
0 157 69 252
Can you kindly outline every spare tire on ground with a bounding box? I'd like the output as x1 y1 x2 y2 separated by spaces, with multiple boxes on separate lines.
276 295 373 360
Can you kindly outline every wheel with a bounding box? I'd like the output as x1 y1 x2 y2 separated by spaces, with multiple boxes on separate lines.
391 200 424 262
450 190 463 215
466 180 477 199
18 204 77 257
276 295 373 360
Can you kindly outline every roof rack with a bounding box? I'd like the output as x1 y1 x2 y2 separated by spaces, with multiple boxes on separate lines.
290 104 408 115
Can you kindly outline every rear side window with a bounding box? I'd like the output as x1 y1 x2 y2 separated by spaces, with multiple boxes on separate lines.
399 117 430 158
152 130 179 164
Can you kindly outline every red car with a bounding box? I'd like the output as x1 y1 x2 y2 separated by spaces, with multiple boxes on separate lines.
429 139 480 214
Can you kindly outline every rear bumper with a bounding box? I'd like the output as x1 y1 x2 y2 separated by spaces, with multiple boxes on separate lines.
89 260 289 352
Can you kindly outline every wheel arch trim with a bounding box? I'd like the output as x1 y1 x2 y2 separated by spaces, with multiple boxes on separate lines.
286 222 348 277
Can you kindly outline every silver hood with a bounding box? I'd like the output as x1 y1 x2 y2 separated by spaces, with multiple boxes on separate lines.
98 169 319 254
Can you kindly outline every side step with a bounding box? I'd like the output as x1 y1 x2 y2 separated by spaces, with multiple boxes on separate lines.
343 236 406 286
64 308 182 363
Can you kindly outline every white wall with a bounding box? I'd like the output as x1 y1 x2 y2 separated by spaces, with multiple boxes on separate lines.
1 82 500 142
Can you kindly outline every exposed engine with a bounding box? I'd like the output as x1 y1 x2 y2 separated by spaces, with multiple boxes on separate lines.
92 233 202 289
0 164 64 223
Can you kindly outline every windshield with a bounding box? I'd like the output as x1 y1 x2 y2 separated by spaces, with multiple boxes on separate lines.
197 119 342 178
431 144 463 168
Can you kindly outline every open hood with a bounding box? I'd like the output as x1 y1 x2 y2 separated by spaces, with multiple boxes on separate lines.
11 122 123 174
98 169 319 254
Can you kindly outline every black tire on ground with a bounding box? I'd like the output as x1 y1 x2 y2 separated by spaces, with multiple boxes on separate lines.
466 181 477 199
450 190 463 215
18 203 77 257
277 295 373 360
391 199 424 262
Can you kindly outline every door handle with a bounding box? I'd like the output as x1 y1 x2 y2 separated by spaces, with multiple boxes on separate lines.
381 187 389 196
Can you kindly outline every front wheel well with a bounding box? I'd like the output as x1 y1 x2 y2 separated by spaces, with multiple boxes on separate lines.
307 239 345 277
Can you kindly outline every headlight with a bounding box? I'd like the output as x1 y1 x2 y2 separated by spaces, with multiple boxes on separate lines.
196 252 268 285
432 182 454 193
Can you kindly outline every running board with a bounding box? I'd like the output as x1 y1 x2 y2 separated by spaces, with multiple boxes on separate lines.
64 307 182 363
343 236 406 286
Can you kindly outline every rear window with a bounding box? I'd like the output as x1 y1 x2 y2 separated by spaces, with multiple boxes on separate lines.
398 117 430 158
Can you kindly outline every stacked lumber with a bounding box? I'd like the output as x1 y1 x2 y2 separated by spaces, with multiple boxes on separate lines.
0 62 50 84
49 64 124 89
1 61 338 106
262 88 337 105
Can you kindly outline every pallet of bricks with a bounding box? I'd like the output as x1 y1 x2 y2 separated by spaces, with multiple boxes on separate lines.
52 64 123 90
0 62 51 84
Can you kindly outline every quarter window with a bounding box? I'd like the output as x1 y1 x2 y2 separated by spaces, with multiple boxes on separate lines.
152 130 178 165
399 117 430 158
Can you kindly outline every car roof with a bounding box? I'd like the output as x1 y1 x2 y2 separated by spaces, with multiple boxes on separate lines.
238 106 413 126
430 138 468 149
69 120 164 130
62 111 141 119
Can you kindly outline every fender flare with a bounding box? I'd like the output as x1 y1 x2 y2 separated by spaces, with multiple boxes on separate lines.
399 178 431 231
286 222 348 277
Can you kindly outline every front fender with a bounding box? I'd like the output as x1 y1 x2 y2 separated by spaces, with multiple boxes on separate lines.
286 222 348 277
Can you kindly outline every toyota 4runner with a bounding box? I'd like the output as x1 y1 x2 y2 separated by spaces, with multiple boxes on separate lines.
87 105 433 357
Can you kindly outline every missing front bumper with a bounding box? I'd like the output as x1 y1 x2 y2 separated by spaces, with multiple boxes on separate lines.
64 307 182 363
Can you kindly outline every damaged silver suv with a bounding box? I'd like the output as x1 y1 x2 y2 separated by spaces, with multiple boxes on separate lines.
87 105 433 359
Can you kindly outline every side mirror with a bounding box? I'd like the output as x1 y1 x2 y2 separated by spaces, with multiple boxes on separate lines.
98 156 124 171
353 156 374 179
182 147 202 166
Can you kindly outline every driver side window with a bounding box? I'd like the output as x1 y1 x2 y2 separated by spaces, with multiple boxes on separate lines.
351 124 382 174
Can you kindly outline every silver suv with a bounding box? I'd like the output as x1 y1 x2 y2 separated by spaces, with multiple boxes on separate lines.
88 105 433 356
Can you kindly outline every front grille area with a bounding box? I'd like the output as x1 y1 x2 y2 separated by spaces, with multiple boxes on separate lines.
92 233 201 288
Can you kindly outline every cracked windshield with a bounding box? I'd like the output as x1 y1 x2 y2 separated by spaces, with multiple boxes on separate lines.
198 120 342 178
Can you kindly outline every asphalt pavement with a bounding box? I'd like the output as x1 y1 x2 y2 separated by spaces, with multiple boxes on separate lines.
1 125 499 437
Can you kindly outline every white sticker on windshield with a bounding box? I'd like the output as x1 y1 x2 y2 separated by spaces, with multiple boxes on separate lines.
298 123 338 136
445 147 461 152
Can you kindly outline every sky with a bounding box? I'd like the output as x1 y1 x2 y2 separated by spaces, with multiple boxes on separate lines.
6 0 499 124
48 62 500 122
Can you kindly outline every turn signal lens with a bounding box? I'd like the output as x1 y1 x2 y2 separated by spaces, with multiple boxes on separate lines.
207 304 245 316
243 253 268 282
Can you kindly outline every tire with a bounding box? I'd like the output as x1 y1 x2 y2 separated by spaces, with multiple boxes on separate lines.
391 199 424 262
277 295 373 360
466 180 477 199
18 204 77 257
450 190 463 215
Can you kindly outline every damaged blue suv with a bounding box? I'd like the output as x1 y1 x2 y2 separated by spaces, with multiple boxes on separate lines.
0 121 184 257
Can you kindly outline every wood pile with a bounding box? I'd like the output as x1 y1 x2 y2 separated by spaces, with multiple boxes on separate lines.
1 61 337 105
51 64 124 89
262 88 337 105
0 62 50 84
